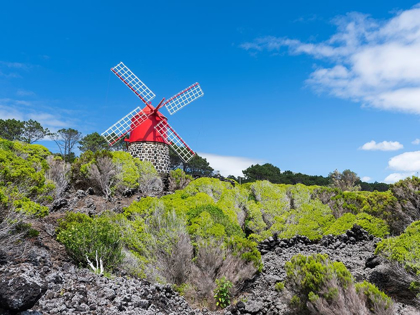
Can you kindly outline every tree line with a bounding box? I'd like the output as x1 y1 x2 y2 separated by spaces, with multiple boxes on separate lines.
0 118 214 173
0 118 389 191
229 163 389 192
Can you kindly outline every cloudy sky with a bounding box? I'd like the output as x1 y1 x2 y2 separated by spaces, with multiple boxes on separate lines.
1 0 420 181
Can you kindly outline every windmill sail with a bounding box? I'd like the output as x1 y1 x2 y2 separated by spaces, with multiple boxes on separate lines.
155 121 195 163
101 107 150 146
111 62 156 105
163 83 204 115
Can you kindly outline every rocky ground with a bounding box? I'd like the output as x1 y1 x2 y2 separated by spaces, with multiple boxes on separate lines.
1 190 420 314
226 225 420 315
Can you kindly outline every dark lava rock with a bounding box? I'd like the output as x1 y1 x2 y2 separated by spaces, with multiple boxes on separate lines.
76 190 86 198
50 198 68 211
0 250 8 265
0 263 47 311
365 255 382 269
369 263 420 307
236 301 245 310
244 300 263 314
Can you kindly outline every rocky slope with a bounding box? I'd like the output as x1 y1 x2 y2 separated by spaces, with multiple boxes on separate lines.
1 189 420 314
226 225 420 315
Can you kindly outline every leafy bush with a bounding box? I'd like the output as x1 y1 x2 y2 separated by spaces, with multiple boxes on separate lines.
330 190 397 220
275 281 285 291
274 202 335 241
70 150 161 197
184 177 231 202
168 169 192 191
137 160 162 195
57 212 124 271
285 254 352 301
375 221 420 274
246 183 336 241
187 204 245 241
0 139 53 199
216 186 249 227
13 198 49 217
46 155 71 198
121 187 260 309
0 139 54 220
214 276 233 308
285 254 393 314
355 281 393 313
324 212 389 238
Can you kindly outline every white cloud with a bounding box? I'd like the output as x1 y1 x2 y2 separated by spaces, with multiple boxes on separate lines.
360 140 403 151
198 152 263 177
0 105 24 120
388 150 420 172
241 5 420 114
361 176 371 182
384 172 415 183
0 61 30 70
412 139 420 144
16 89 35 97
0 99 73 131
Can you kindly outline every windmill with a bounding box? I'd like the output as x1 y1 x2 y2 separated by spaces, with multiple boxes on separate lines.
101 62 204 173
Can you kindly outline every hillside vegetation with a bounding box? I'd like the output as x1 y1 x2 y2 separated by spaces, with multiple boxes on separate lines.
1 138 420 312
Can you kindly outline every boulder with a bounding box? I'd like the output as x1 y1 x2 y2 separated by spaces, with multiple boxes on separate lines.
369 263 420 307
244 300 263 314
50 198 68 211
0 263 47 311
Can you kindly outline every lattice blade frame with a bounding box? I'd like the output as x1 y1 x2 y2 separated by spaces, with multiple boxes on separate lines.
163 83 204 115
101 107 149 146
111 62 156 105
155 121 195 163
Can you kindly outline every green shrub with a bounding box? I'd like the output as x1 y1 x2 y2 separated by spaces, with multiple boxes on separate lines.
184 177 231 201
246 183 336 241
375 220 420 274
324 212 389 238
275 281 285 291
13 221 39 238
214 276 233 308
0 139 54 200
285 254 352 299
263 199 335 242
13 198 49 217
111 151 141 190
169 169 193 191
285 254 393 313
330 190 397 220
355 281 393 312
216 186 249 225
0 187 8 207
57 212 124 271
187 204 245 240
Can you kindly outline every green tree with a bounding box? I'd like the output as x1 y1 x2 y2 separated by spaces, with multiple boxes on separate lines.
78 132 109 153
21 119 50 143
242 163 282 183
51 128 82 162
184 154 213 176
0 119 25 141
170 151 214 176
329 169 361 191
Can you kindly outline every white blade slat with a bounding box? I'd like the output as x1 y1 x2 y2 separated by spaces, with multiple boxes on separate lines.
101 107 149 146
111 62 156 105
155 121 195 163
163 83 204 115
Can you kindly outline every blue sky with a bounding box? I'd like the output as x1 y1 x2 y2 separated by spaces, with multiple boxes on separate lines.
1 0 420 182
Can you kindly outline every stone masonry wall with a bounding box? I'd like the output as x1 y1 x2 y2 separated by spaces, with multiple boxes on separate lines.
128 141 170 173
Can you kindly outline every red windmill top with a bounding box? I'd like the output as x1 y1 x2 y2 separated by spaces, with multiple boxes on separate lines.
126 100 168 143
102 62 204 162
